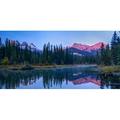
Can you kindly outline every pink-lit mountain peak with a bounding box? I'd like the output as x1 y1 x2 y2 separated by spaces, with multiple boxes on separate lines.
71 42 106 51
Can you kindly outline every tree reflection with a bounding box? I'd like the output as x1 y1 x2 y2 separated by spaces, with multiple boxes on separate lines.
0 68 88 89
0 70 41 89
100 74 120 89
42 69 74 88
1 68 120 89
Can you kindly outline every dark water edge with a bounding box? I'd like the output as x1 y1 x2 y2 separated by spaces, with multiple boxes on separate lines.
0 65 120 89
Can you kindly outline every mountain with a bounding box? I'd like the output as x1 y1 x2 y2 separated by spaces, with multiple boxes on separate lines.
69 42 106 56
10 40 41 52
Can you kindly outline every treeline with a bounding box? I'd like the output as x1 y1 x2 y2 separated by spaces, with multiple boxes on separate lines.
42 43 73 65
98 31 120 66
0 38 74 65
73 55 97 64
0 38 41 65
1 32 119 66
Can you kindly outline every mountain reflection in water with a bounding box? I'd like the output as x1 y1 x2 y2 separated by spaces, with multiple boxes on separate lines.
0 68 120 89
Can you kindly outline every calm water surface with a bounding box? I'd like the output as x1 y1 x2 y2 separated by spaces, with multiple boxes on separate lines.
0 66 120 89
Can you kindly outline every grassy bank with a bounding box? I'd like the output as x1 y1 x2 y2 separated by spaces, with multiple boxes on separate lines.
99 65 120 74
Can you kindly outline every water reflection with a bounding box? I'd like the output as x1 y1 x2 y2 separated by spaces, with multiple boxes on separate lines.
0 68 120 89
0 70 41 89
100 74 120 89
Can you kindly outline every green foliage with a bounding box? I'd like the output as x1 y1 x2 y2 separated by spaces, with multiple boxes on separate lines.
42 43 73 65
100 44 111 65
0 38 74 65
0 38 43 65
111 31 118 64
2 31 120 66
100 31 120 66
73 55 96 64
1 57 9 65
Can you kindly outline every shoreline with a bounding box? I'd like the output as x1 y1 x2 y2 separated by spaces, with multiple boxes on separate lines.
0 64 97 70
1 64 120 76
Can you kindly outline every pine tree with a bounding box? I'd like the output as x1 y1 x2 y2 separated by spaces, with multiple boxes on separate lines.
0 38 3 63
104 44 111 65
111 31 118 65
96 51 101 65
116 44 120 65
116 37 120 65
100 43 105 65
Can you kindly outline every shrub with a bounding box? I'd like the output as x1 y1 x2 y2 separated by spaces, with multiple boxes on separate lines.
1 57 9 65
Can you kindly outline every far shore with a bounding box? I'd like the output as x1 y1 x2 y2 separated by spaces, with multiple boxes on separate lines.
0 64 120 74
1 64 120 76
0 64 97 70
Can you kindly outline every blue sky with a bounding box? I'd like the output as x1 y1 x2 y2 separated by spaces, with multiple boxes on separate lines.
0 31 114 49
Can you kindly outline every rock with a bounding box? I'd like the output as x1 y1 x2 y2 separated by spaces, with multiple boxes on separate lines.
21 65 34 70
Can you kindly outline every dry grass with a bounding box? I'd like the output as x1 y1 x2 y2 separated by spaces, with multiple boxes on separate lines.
100 66 120 73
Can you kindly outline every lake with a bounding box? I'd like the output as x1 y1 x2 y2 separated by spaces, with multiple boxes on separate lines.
0 65 120 89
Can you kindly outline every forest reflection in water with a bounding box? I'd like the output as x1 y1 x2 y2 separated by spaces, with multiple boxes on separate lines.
0 67 120 89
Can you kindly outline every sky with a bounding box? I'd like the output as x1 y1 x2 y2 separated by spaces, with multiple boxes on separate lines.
0 31 115 49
